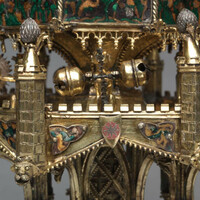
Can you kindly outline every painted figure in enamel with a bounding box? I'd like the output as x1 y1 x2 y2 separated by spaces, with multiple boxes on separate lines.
63 0 152 23
0 120 16 149
0 0 57 26
49 124 87 155
159 0 200 24
138 122 175 152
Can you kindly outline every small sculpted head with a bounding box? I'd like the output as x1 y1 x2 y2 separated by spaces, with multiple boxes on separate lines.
12 156 39 185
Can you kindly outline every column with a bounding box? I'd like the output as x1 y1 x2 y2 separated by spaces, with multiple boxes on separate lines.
143 48 163 103
15 18 49 200
177 35 200 152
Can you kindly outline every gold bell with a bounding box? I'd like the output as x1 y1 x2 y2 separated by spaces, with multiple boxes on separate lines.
53 66 85 96
119 59 150 88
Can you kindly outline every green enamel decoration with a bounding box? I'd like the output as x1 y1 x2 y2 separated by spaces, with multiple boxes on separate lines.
1 0 199 26
0 1 57 26
0 120 16 150
159 0 200 25
138 122 175 152
63 0 151 23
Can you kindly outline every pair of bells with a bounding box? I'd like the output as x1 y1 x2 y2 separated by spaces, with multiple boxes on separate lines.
53 59 150 96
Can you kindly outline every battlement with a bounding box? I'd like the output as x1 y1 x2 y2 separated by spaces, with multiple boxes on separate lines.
45 103 181 119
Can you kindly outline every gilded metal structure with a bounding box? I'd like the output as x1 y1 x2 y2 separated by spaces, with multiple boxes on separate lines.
1 0 200 199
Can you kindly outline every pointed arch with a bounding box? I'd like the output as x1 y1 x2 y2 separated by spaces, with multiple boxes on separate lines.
136 156 153 200
66 161 82 200
186 167 198 200
82 144 131 200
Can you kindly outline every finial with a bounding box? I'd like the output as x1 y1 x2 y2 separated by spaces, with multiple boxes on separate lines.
177 9 200 64
20 18 41 44
176 8 198 34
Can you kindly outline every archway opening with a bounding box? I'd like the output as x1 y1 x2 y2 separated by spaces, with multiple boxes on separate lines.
0 159 23 199
144 162 161 200
193 171 200 200
52 169 70 200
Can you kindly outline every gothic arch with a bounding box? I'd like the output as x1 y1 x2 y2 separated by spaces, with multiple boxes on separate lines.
186 167 198 200
66 161 82 200
136 156 154 200
82 144 131 200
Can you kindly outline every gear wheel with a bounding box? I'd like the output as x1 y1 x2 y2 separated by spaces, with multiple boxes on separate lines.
0 54 12 90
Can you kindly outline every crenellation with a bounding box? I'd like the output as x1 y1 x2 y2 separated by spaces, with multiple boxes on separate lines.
47 103 182 114
120 104 129 112
88 104 98 112
160 104 170 112
133 104 142 112
146 104 155 112
58 104 67 112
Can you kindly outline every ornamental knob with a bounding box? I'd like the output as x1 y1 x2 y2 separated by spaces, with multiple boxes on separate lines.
20 18 41 44
177 8 198 33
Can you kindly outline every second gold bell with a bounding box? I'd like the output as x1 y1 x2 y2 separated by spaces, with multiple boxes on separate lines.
53 66 85 96
120 59 150 88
